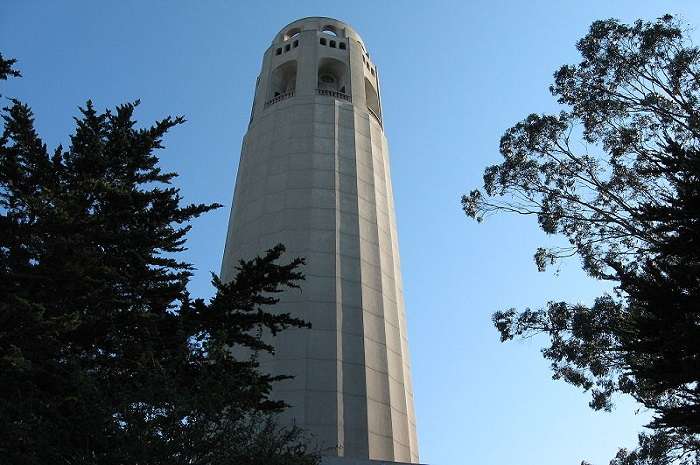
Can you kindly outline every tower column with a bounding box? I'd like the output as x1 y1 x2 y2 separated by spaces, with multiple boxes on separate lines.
221 17 420 464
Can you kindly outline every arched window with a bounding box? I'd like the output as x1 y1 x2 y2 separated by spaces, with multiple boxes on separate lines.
321 25 338 36
284 28 301 41
320 37 327 46
365 77 381 122
269 61 297 99
318 57 348 94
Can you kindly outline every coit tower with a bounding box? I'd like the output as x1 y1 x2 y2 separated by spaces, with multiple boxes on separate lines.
221 17 419 464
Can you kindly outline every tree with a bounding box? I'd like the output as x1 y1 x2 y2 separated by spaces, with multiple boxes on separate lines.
0 53 21 81
0 57 319 464
462 15 699 464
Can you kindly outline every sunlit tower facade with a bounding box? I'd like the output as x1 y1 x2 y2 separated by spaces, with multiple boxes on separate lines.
221 17 419 464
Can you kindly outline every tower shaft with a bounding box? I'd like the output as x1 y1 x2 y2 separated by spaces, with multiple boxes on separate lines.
221 17 418 463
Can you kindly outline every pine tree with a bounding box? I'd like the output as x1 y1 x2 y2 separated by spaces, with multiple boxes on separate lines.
0 56 318 465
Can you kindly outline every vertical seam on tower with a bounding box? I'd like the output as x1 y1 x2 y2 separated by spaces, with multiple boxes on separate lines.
380 135 417 462
368 121 396 460
353 111 370 458
333 100 345 457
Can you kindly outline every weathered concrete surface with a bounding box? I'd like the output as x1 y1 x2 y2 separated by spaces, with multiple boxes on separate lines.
221 17 419 463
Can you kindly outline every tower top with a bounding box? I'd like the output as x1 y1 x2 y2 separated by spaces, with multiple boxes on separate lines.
272 17 367 52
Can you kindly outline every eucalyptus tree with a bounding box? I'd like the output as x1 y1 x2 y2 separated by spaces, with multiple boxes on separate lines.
463 15 699 464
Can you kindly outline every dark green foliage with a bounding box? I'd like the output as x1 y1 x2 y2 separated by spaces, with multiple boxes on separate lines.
199 412 321 465
0 59 318 464
463 15 699 464
0 53 21 81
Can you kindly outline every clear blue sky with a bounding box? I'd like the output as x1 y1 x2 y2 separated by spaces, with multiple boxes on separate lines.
3 1 699 464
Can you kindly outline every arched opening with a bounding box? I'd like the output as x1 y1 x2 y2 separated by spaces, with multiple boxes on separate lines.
321 25 338 36
317 58 348 95
364 77 381 122
284 28 301 41
269 60 297 100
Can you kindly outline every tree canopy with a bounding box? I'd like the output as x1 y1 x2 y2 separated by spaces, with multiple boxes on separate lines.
0 57 318 464
463 15 699 465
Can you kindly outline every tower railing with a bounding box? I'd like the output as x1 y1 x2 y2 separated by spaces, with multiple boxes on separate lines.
264 91 294 108
316 88 352 102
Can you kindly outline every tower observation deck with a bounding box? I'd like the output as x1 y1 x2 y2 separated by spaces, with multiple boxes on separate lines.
221 17 420 464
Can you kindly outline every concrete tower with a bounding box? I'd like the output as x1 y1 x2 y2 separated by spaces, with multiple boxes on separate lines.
221 17 419 464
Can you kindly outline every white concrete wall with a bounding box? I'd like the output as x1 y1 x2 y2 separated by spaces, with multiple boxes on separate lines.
221 17 418 464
